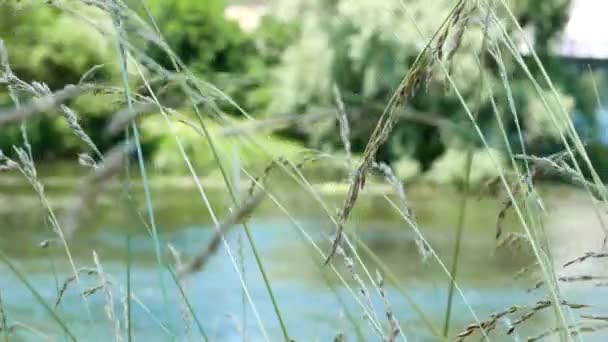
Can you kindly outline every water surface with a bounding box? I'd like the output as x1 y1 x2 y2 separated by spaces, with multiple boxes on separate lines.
1 170 607 341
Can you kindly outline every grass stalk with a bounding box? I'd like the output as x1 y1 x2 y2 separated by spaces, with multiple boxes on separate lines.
443 7 491 333
128 61 271 341
400 1 575 337
0 250 76 342
240 168 386 336
126 235 132 342
111 14 173 337
0 289 8 342
442 151 473 337
118 3 288 335
173 81 290 338
353 236 443 339
488 0 608 245
166 267 209 341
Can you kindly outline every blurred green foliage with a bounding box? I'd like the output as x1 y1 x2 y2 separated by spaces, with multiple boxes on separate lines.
266 0 606 183
142 115 304 175
0 0 293 164
0 2 121 157
145 0 296 116
146 0 253 75
0 0 606 183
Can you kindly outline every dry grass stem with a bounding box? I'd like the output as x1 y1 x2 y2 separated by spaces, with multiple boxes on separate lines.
55 268 99 308
60 105 102 158
532 274 608 291
0 289 7 335
581 315 608 322
333 84 352 167
559 275 608 282
495 150 570 240
2 321 53 341
528 322 608 341
0 151 19 172
516 153 607 202
563 252 608 268
376 271 400 342
325 0 472 263
0 84 95 126
81 283 110 298
221 112 328 138
61 142 135 238
324 54 433 264
179 189 265 276
93 251 122 342
514 262 539 279
456 300 589 341
334 244 384 338
168 244 192 341
105 102 157 136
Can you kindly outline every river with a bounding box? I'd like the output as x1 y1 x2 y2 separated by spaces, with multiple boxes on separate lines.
0 169 607 341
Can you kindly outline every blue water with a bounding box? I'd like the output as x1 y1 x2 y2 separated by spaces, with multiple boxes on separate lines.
1 182 607 341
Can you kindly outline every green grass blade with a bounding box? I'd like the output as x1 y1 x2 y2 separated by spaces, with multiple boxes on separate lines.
166 266 209 341
189 108 290 341
442 151 473 337
354 236 443 339
0 289 8 342
111 16 173 338
126 234 133 342
0 250 76 342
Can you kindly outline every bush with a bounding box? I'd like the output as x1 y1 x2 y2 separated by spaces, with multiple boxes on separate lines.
141 115 305 175
393 156 421 182
0 2 121 158
425 147 505 188
146 0 254 76
0 0 295 163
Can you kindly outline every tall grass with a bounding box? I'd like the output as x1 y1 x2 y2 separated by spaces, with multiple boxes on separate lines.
0 0 607 341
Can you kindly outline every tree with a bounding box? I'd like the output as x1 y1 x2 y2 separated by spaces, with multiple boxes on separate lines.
266 0 593 181
0 2 120 158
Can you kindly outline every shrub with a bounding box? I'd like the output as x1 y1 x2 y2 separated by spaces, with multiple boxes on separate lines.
425 147 505 188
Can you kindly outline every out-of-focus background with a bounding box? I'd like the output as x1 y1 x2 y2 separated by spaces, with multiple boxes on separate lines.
1 0 608 341
1 0 608 181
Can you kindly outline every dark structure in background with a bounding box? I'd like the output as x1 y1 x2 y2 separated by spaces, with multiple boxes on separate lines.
556 0 608 178
557 0 608 144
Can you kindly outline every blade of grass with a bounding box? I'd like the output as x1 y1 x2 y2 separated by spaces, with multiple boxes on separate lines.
120 3 284 335
166 266 209 341
0 250 76 342
231 147 248 342
488 0 608 246
400 1 574 337
443 40 571 342
353 235 444 340
2 44 95 325
184 121 434 337
314 256 366 342
442 151 473 337
129 62 270 341
191 114 291 340
126 235 132 342
111 13 173 338
239 168 385 336
0 289 8 342
137 34 289 338
444 7 492 334
186 110 441 338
